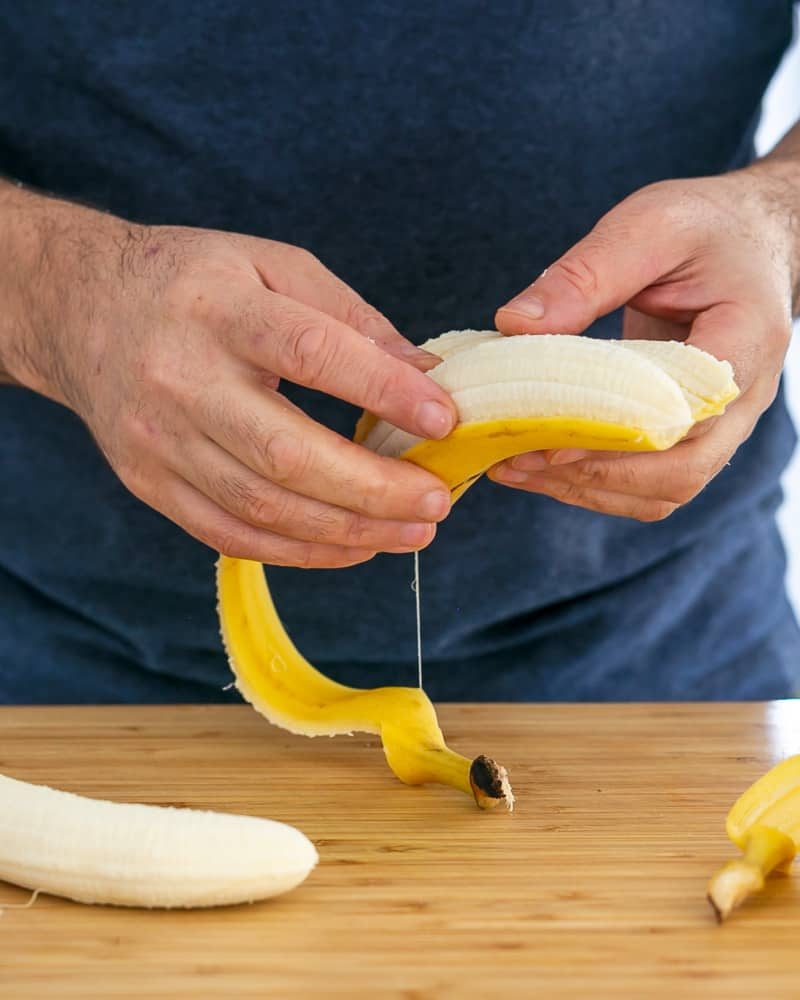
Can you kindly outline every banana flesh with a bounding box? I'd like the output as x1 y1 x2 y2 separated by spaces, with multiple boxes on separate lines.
358 332 738 498
708 756 800 922
219 330 737 808
0 772 318 908
619 339 739 421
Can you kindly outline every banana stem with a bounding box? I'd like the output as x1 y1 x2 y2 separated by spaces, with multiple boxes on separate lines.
707 825 796 922
408 745 474 797
381 729 514 810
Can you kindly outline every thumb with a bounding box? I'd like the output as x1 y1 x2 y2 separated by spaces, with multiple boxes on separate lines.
495 192 689 335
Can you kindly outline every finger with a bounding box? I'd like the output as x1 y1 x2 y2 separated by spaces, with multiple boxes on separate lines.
197 379 452 523
495 187 693 334
233 289 457 439
491 381 770 507
490 470 679 522
492 448 699 507
170 432 437 552
492 449 595 474
144 472 378 568
251 243 440 370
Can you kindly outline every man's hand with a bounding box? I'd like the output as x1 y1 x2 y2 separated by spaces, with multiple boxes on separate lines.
489 162 797 521
0 184 457 566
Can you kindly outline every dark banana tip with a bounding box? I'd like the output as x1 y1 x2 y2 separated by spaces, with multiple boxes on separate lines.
469 754 515 811
707 894 724 924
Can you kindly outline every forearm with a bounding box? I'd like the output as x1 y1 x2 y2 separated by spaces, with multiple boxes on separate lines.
0 181 34 387
741 119 800 313
0 179 130 405
0 179 74 398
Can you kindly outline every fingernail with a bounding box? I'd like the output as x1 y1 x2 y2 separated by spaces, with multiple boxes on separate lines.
494 465 529 484
399 343 437 361
399 522 434 547
416 400 455 439
511 452 549 472
549 448 589 466
500 294 546 320
403 347 442 372
417 490 451 521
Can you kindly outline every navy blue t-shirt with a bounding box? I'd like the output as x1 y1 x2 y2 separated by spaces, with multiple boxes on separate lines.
1 2 798 703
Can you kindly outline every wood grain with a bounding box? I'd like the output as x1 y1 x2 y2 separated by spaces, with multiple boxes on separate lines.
1 702 800 998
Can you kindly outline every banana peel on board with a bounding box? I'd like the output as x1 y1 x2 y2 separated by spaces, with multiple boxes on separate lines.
217 331 739 809
708 757 800 922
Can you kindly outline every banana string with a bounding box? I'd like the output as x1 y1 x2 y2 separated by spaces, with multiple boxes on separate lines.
413 550 423 689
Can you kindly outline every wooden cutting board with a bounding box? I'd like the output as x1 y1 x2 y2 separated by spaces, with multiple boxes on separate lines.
2 702 800 998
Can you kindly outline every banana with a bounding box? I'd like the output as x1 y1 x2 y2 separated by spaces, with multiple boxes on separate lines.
707 757 800 922
219 331 737 806
357 332 738 498
0 772 318 907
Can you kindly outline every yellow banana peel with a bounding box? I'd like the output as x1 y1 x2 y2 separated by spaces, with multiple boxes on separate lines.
217 555 513 809
355 414 674 502
217 332 738 809
708 757 800 922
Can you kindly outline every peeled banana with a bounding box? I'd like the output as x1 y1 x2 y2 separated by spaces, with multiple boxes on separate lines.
219 331 737 804
707 756 800 922
0 772 318 908
356 331 739 498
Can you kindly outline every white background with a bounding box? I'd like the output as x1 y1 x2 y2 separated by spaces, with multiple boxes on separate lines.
758 20 800 616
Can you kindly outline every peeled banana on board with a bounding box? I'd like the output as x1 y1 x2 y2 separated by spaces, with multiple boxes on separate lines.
0 773 318 908
708 756 800 922
219 330 739 803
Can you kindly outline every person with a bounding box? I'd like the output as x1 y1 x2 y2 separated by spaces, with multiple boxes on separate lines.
1 3 798 704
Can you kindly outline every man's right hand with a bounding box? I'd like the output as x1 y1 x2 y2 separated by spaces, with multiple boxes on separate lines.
0 183 456 567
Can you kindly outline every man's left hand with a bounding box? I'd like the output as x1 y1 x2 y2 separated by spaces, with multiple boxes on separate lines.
490 166 796 521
